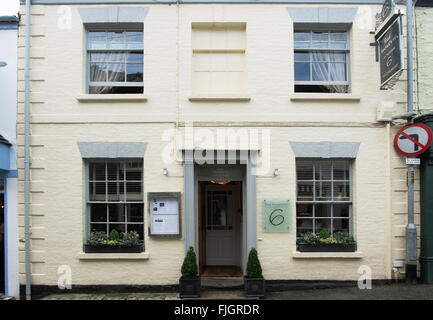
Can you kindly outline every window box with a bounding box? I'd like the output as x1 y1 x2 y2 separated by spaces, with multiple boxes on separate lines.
244 277 265 299
297 242 356 253
84 243 143 254
179 276 201 299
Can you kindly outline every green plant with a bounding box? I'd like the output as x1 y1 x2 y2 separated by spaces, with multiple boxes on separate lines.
86 231 106 246
319 229 331 240
109 229 120 241
299 232 319 244
333 231 355 245
181 247 198 279
118 231 140 247
319 237 338 244
246 248 263 278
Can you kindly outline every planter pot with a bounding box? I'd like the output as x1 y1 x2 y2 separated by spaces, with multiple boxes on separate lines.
84 244 143 253
244 277 265 298
179 276 201 298
297 243 356 252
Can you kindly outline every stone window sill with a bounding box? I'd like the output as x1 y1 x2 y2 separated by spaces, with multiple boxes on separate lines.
290 93 361 102
76 94 148 102
292 251 364 259
188 94 251 102
77 252 150 260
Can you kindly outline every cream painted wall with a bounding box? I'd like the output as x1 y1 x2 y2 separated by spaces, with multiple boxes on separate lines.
16 3 416 285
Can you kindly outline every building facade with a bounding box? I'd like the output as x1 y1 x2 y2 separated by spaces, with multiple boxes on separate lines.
17 0 417 289
0 15 19 298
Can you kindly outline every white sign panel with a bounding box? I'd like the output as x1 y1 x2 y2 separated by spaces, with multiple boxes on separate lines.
148 193 181 236
406 158 420 165
394 123 433 157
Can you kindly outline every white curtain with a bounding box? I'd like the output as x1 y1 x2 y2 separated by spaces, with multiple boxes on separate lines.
311 51 346 93
89 52 127 94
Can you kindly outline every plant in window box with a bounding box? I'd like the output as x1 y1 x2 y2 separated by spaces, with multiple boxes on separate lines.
84 230 143 253
244 248 265 298
179 246 200 298
297 229 356 252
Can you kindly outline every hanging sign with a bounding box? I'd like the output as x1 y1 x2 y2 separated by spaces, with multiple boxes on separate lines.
377 17 404 88
262 199 291 232
148 192 182 237
375 0 399 37
394 123 433 157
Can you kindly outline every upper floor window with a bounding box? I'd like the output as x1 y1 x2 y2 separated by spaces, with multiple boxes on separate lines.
294 30 349 93
87 30 144 94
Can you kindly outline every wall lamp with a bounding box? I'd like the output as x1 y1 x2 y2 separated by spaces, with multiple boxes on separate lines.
273 168 279 176
163 168 168 176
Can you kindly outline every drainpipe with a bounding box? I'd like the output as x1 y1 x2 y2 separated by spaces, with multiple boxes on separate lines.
405 0 418 284
24 0 32 300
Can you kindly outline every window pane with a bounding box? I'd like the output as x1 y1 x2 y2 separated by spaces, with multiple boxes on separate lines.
126 162 142 180
315 181 331 201
106 63 125 82
330 53 346 62
297 219 313 237
109 224 125 235
297 160 313 180
107 163 118 181
127 53 143 63
314 219 331 233
90 204 107 222
330 32 347 41
294 42 310 49
312 32 328 41
90 63 107 82
333 181 350 201
107 182 123 201
297 181 314 201
90 182 106 201
127 224 144 240
109 204 125 222
312 52 328 61
125 182 143 201
333 161 349 180
107 31 125 49
333 203 350 218
330 63 346 81
330 42 347 50
127 203 144 222
332 218 349 233
126 31 143 49
90 223 106 234
312 62 329 81
315 161 332 180
294 52 310 62
311 42 328 49
296 203 313 218
294 32 310 42
92 163 106 181
88 31 106 49
295 62 310 81
126 64 143 82
315 204 331 217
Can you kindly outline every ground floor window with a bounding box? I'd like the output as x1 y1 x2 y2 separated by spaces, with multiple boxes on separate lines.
87 161 144 240
296 159 352 237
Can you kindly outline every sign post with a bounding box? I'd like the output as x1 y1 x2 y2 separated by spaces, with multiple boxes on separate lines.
394 123 433 283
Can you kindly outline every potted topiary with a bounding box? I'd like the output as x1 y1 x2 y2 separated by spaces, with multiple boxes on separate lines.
244 248 265 298
84 229 143 253
179 246 200 298
297 229 356 252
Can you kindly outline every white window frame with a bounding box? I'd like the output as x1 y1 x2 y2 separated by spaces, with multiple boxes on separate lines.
85 160 144 241
295 159 353 237
294 29 351 92
86 28 144 94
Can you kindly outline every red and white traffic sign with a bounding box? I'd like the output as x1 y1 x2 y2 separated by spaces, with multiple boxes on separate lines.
394 123 433 157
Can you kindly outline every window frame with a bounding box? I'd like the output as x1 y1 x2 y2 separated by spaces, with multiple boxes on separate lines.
85 28 144 94
293 28 351 92
85 159 145 242
295 159 354 237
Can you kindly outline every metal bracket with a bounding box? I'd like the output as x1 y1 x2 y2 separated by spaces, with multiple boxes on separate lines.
370 42 379 62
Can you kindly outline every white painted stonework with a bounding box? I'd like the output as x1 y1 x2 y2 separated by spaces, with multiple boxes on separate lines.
16 2 416 286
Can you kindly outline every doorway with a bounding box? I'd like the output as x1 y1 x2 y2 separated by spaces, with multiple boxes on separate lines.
198 181 243 277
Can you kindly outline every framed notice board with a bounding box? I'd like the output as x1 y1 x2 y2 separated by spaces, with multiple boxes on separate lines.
148 192 182 237
262 199 291 232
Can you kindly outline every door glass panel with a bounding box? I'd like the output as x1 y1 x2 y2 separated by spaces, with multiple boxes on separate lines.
206 190 233 230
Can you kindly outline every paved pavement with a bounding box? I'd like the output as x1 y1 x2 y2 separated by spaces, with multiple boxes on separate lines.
35 283 433 300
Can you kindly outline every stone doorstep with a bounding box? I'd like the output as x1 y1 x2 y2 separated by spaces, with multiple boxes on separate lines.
201 277 244 289
183 289 259 300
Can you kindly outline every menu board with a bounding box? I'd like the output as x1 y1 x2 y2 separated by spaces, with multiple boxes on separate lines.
148 193 181 237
